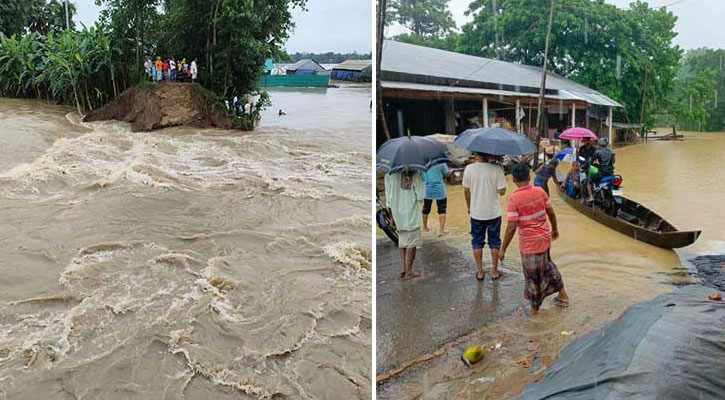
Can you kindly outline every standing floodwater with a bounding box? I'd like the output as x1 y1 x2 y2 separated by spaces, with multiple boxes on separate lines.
377 132 725 399
0 86 372 399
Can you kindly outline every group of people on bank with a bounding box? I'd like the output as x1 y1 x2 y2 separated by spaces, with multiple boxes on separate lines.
144 57 198 82
384 136 617 314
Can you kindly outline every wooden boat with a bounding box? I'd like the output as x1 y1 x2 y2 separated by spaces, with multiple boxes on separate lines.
557 190 701 249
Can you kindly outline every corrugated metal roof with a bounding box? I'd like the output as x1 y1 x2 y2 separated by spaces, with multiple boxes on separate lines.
287 59 326 72
381 81 570 102
381 40 621 107
333 59 372 71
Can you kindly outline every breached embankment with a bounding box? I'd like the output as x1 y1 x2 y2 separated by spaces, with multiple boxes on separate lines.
84 83 231 132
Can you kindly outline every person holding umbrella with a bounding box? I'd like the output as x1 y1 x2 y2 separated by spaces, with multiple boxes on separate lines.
377 135 449 280
454 127 537 281
385 170 425 280
463 152 507 280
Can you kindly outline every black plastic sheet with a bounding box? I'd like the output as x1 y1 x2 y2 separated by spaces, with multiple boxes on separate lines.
517 285 725 400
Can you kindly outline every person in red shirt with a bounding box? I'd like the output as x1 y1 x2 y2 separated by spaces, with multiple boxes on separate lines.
500 162 569 314
162 59 169 80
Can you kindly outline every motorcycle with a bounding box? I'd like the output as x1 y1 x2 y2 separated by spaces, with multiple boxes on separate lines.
592 174 623 217
376 192 399 245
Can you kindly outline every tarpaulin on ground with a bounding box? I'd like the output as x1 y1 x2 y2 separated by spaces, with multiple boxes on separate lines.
517 285 725 400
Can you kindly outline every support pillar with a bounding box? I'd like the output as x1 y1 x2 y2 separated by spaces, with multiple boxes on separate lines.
516 99 521 133
571 102 576 128
445 98 456 135
608 106 613 144
483 98 489 128
396 109 404 138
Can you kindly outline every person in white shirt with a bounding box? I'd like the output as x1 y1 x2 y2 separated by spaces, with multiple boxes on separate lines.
462 152 507 281
169 59 176 81
190 59 198 82
144 57 152 81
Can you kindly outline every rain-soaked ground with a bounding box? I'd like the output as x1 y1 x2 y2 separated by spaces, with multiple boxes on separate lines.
376 131 725 399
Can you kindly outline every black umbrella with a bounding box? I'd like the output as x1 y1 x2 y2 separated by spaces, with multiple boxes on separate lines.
376 136 449 173
454 127 536 155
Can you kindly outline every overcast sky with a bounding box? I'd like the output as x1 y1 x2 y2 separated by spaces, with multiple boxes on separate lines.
71 0 372 53
389 0 724 49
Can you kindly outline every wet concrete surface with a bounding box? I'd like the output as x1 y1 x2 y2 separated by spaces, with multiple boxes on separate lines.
376 235 524 374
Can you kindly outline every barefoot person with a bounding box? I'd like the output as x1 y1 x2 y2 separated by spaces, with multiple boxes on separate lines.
463 152 507 281
500 163 569 314
422 162 450 235
385 170 425 280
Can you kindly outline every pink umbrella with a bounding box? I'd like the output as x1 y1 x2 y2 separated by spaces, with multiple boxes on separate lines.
560 127 597 140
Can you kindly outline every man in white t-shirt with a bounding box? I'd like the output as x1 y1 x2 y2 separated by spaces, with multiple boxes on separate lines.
463 152 507 281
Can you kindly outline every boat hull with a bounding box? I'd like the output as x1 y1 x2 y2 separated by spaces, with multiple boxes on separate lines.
558 190 700 249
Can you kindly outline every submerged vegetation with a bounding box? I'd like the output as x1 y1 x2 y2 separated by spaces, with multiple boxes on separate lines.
0 0 307 128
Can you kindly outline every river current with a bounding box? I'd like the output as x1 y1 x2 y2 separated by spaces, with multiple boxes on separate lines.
0 85 372 399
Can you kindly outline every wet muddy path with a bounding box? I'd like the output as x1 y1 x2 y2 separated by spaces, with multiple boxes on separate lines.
0 86 372 400
377 132 725 399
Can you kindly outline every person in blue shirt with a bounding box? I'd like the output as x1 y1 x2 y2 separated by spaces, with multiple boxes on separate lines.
533 158 561 196
422 163 451 235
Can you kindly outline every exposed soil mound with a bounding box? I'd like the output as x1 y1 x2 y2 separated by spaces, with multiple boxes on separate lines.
84 83 231 131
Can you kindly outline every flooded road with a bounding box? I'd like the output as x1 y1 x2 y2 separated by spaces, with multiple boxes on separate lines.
0 85 372 400
377 132 724 399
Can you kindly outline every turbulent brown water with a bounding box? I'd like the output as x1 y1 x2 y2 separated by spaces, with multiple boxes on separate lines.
0 86 372 400
377 132 725 399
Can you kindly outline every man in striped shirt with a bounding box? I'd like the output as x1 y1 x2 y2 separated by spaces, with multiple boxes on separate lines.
500 163 569 314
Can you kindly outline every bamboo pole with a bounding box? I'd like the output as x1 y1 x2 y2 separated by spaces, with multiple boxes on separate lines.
376 0 392 141
534 0 555 170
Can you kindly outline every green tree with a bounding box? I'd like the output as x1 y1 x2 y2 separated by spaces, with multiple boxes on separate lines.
95 0 161 75
667 60 717 131
0 0 76 36
677 48 725 131
392 32 459 51
390 0 456 37
160 0 306 99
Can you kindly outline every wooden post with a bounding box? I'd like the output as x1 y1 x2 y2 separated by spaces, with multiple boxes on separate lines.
639 67 648 140
571 102 576 128
483 98 489 128
376 0 391 141
516 99 521 133
585 105 589 129
534 0 555 170
608 106 613 145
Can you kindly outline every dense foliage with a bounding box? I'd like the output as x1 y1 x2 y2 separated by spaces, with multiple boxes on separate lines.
663 49 723 131
0 26 121 115
152 0 306 99
0 0 76 36
388 0 456 37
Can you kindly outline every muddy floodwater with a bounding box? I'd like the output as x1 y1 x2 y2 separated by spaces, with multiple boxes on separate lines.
0 85 372 399
377 132 725 399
